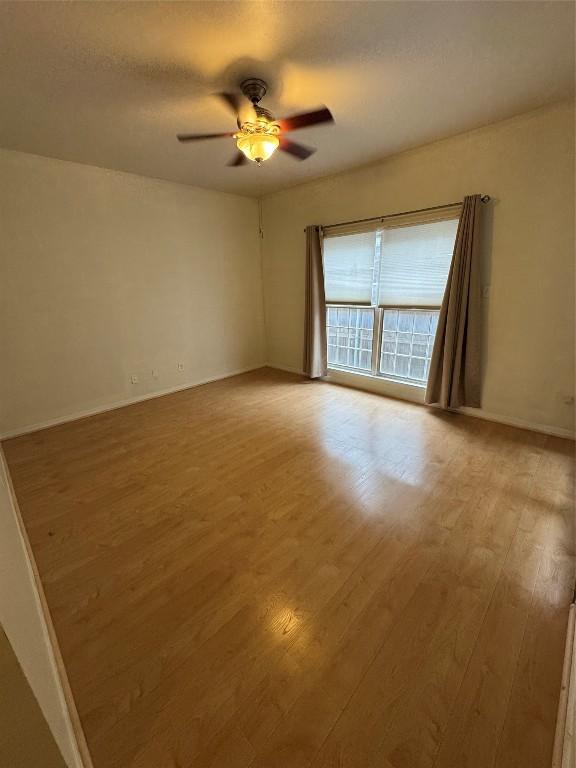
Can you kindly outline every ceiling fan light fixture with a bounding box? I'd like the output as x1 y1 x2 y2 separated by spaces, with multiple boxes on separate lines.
234 120 280 164
177 78 334 167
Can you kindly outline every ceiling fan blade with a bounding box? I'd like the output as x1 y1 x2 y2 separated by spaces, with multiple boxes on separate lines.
227 151 248 167
177 132 234 142
277 107 334 133
217 91 242 116
279 137 316 160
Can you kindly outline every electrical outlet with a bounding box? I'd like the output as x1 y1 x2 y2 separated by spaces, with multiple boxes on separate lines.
152 369 159 379
130 375 139 384
177 363 185 372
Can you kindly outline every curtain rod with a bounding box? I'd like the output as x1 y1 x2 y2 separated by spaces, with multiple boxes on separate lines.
305 196 490 233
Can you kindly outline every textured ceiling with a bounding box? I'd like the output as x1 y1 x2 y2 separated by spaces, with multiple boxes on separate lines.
0 1 573 197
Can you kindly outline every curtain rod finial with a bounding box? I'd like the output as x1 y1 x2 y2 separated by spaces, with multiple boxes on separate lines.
481 195 490 203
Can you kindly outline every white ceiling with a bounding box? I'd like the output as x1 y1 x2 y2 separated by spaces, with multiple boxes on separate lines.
0 1 573 197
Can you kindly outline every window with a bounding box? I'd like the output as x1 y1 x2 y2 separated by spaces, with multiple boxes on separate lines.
380 308 438 384
327 306 374 371
323 210 459 386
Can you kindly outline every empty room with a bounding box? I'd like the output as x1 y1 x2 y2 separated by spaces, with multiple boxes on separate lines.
0 2 574 767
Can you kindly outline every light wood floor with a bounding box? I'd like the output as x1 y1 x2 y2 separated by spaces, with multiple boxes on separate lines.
3 368 575 768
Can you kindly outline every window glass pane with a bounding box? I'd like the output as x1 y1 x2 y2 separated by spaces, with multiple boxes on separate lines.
409 357 426 380
360 332 372 350
398 312 415 333
383 310 398 330
361 311 373 329
412 339 428 357
326 306 374 372
395 356 410 378
383 340 395 354
413 312 432 334
323 232 376 304
379 308 440 385
378 219 458 306
397 341 411 355
381 353 396 375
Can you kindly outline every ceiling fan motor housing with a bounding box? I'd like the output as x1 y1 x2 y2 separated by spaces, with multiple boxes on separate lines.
240 78 268 105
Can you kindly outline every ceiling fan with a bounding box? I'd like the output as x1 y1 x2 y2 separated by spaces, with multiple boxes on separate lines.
177 78 334 167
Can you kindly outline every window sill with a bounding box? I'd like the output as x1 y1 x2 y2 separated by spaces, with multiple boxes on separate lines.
328 365 427 388
325 366 427 404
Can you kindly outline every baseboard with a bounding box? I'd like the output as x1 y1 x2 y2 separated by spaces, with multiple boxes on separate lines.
553 603 576 767
265 364 575 441
265 362 305 376
0 365 266 440
452 406 575 440
4 362 572 443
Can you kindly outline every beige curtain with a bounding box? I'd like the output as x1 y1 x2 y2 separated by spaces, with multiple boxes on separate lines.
425 195 482 409
303 225 327 378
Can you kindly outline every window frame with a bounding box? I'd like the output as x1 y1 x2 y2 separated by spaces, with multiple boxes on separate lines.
326 304 441 388
326 304 376 374
376 306 440 386
324 219 457 386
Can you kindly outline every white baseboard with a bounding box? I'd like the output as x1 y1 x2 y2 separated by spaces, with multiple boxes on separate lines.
266 364 575 441
1 365 265 440
3 362 573 443
452 405 574 441
266 362 305 376
553 603 576 767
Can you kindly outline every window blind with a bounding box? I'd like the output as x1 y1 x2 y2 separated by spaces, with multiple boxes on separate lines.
323 231 376 305
378 218 459 307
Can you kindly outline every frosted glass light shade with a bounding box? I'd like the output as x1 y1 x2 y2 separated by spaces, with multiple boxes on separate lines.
236 132 279 163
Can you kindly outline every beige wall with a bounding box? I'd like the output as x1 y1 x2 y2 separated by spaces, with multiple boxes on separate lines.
0 449 83 767
261 102 575 436
0 149 264 437
0 624 67 768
